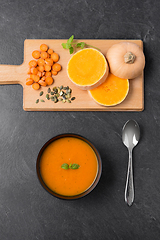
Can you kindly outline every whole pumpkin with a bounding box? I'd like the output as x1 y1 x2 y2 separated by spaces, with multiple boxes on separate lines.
106 42 145 79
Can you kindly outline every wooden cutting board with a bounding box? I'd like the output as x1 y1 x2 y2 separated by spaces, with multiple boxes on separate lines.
0 39 144 111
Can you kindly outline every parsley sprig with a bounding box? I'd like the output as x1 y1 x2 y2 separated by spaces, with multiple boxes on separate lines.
62 35 101 54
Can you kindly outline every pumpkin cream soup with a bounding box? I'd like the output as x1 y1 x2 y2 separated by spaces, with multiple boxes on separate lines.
40 137 98 196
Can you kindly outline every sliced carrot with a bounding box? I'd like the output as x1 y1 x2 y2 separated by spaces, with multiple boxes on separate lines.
32 50 40 59
41 51 48 59
45 58 53 66
48 49 54 55
30 74 40 82
41 76 46 81
31 67 38 75
45 71 52 77
51 70 58 76
37 58 45 66
37 71 42 78
51 52 59 62
29 60 37 68
44 64 51 72
32 82 40 90
26 78 34 85
27 45 60 90
45 76 53 85
27 68 31 74
39 80 47 86
38 65 45 72
40 44 48 52
52 63 62 72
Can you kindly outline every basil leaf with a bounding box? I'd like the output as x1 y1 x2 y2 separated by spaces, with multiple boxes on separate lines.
67 35 74 44
69 163 72 169
61 43 67 49
65 43 72 49
69 47 74 54
80 42 85 49
61 163 69 170
70 164 80 169
76 43 82 48
77 42 85 49
62 36 100 54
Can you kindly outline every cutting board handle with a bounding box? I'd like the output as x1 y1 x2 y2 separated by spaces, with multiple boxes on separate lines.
0 64 25 86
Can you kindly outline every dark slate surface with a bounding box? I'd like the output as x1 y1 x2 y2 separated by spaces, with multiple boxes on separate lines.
0 0 160 239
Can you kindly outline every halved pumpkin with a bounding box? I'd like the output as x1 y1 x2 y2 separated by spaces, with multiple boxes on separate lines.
67 48 109 90
89 73 129 106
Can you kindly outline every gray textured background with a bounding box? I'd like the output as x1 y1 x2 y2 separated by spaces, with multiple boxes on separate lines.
0 0 160 239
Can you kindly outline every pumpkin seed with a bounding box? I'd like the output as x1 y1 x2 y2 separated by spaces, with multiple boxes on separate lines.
52 87 57 91
69 88 72 93
57 87 60 93
46 94 50 100
55 93 59 98
54 89 58 94
60 91 63 96
67 93 71 99
36 85 74 105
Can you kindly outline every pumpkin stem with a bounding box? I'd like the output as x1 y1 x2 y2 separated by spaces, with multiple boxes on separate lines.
124 52 136 64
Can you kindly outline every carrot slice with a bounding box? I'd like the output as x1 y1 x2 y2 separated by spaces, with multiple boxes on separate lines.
39 80 47 86
45 76 53 85
26 78 34 85
29 60 37 68
52 63 61 72
32 82 40 90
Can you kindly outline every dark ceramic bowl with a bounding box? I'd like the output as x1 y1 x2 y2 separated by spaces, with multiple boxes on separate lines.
36 133 102 200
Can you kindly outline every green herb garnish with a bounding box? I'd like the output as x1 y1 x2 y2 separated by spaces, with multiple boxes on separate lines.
69 163 72 169
61 163 80 170
62 35 101 54
61 163 69 170
70 163 80 169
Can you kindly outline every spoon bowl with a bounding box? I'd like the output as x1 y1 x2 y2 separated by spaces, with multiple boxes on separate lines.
122 120 140 150
122 120 140 206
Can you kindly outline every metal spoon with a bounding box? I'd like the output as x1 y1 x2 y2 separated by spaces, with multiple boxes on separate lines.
122 120 140 206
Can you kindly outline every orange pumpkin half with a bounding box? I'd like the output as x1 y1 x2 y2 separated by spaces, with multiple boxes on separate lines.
89 73 129 106
67 48 109 90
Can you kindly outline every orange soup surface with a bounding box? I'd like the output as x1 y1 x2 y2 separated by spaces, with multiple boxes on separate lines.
40 137 98 196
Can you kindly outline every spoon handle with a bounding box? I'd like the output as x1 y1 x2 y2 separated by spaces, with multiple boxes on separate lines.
125 149 134 206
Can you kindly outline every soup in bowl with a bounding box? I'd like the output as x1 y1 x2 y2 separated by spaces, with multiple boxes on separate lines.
36 133 102 199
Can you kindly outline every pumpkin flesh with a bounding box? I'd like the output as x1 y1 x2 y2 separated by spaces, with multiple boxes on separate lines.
67 48 109 90
89 73 129 106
